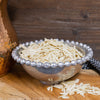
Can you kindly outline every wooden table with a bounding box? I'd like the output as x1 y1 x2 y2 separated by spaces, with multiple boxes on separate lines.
0 64 99 100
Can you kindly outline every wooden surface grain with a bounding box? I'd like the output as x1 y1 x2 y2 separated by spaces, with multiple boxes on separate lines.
7 0 100 60
0 64 99 100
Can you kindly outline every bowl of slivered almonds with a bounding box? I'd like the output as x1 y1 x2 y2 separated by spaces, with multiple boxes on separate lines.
12 38 93 85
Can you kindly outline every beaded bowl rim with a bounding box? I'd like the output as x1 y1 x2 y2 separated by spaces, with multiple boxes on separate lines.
11 39 93 68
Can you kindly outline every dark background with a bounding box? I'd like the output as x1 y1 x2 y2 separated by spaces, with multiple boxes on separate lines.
8 0 100 60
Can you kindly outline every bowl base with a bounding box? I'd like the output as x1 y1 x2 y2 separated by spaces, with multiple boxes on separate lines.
40 80 58 85
40 80 60 85
40 81 51 85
